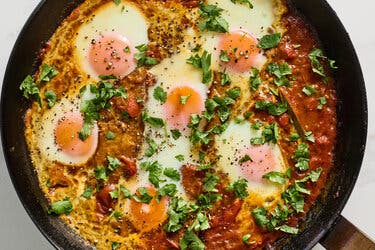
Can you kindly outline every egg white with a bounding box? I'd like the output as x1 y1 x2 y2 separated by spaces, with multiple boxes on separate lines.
74 1 149 78
215 121 287 198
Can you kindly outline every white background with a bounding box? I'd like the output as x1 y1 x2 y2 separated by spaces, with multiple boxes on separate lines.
0 0 374 249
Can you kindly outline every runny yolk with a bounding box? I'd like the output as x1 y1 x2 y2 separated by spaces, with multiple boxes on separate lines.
128 187 168 232
218 29 262 73
55 112 98 158
163 85 205 130
238 144 277 183
88 32 135 77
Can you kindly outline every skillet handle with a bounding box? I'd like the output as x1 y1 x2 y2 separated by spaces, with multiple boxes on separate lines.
319 215 375 249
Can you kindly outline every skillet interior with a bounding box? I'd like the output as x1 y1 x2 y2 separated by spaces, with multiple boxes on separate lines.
0 0 367 249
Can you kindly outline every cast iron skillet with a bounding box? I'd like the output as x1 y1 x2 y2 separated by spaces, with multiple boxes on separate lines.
0 0 370 249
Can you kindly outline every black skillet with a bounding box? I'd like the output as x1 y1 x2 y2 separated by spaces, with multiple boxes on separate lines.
0 0 371 249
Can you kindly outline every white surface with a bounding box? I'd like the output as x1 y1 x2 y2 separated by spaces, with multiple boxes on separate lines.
0 0 374 249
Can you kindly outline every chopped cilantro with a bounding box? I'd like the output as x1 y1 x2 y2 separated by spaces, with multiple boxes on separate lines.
164 168 181 181
263 171 287 184
302 85 317 96
180 94 192 105
120 185 133 199
94 166 108 182
305 131 315 142
109 211 122 220
251 121 263 130
239 154 252 164
282 185 305 212
258 33 281 49
262 123 279 143
289 132 300 141
203 173 219 192
112 0 120 5
276 225 299 234
171 129 182 140
107 156 121 171
317 96 327 110
106 131 116 140
221 71 231 86
242 234 253 245
180 229 205 250
250 67 262 91
255 100 288 116
142 112 165 128
109 189 119 199
267 62 292 87
133 187 153 204
20 75 41 106
165 197 197 232
186 50 212 83
175 154 185 162
48 198 72 215
250 137 264 145
198 3 229 33
219 50 230 62
225 87 241 99
44 90 57 108
38 64 58 83
230 0 253 8
294 142 310 171
191 211 210 231
153 86 167 104
99 74 117 80
81 187 92 199
134 44 158 67
79 82 126 140
226 179 249 199
142 161 164 188
157 184 178 199
145 138 158 157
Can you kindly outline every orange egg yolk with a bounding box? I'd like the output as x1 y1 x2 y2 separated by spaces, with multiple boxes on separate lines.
128 187 168 232
238 144 277 183
88 32 135 77
163 85 205 130
218 29 262 73
55 112 98 158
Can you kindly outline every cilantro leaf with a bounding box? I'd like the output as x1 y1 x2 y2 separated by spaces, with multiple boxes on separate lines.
171 129 182 140
258 33 281 49
20 75 41 106
165 197 197 232
302 85 317 96
48 198 72 215
145 138 158 157
180 94 192 105
230 0 253 8
191 211 210 231
252 207 269 227
44 89 57 108
142 161 164 188
187 50 212 84
134 44 158 67
109 189 119 199
81 187 92 199
157 184 177 199
107 156 121 171
164 168 181 181
226 178 248 199
219 50 230 62
106 131 116 140
203 172 219 192
142 112 165 128
175 154 185 162
267 62 292 87
263 171 287 184
255 101 288 116
276 225 299 234
94 166 108 182
198 3 229 33
113 0 120 5
153 86 167 104
38 64 58 83
120 185 133 199
180 229 205 250
133 187 153 204
250 67 262 91
317 96 327 110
